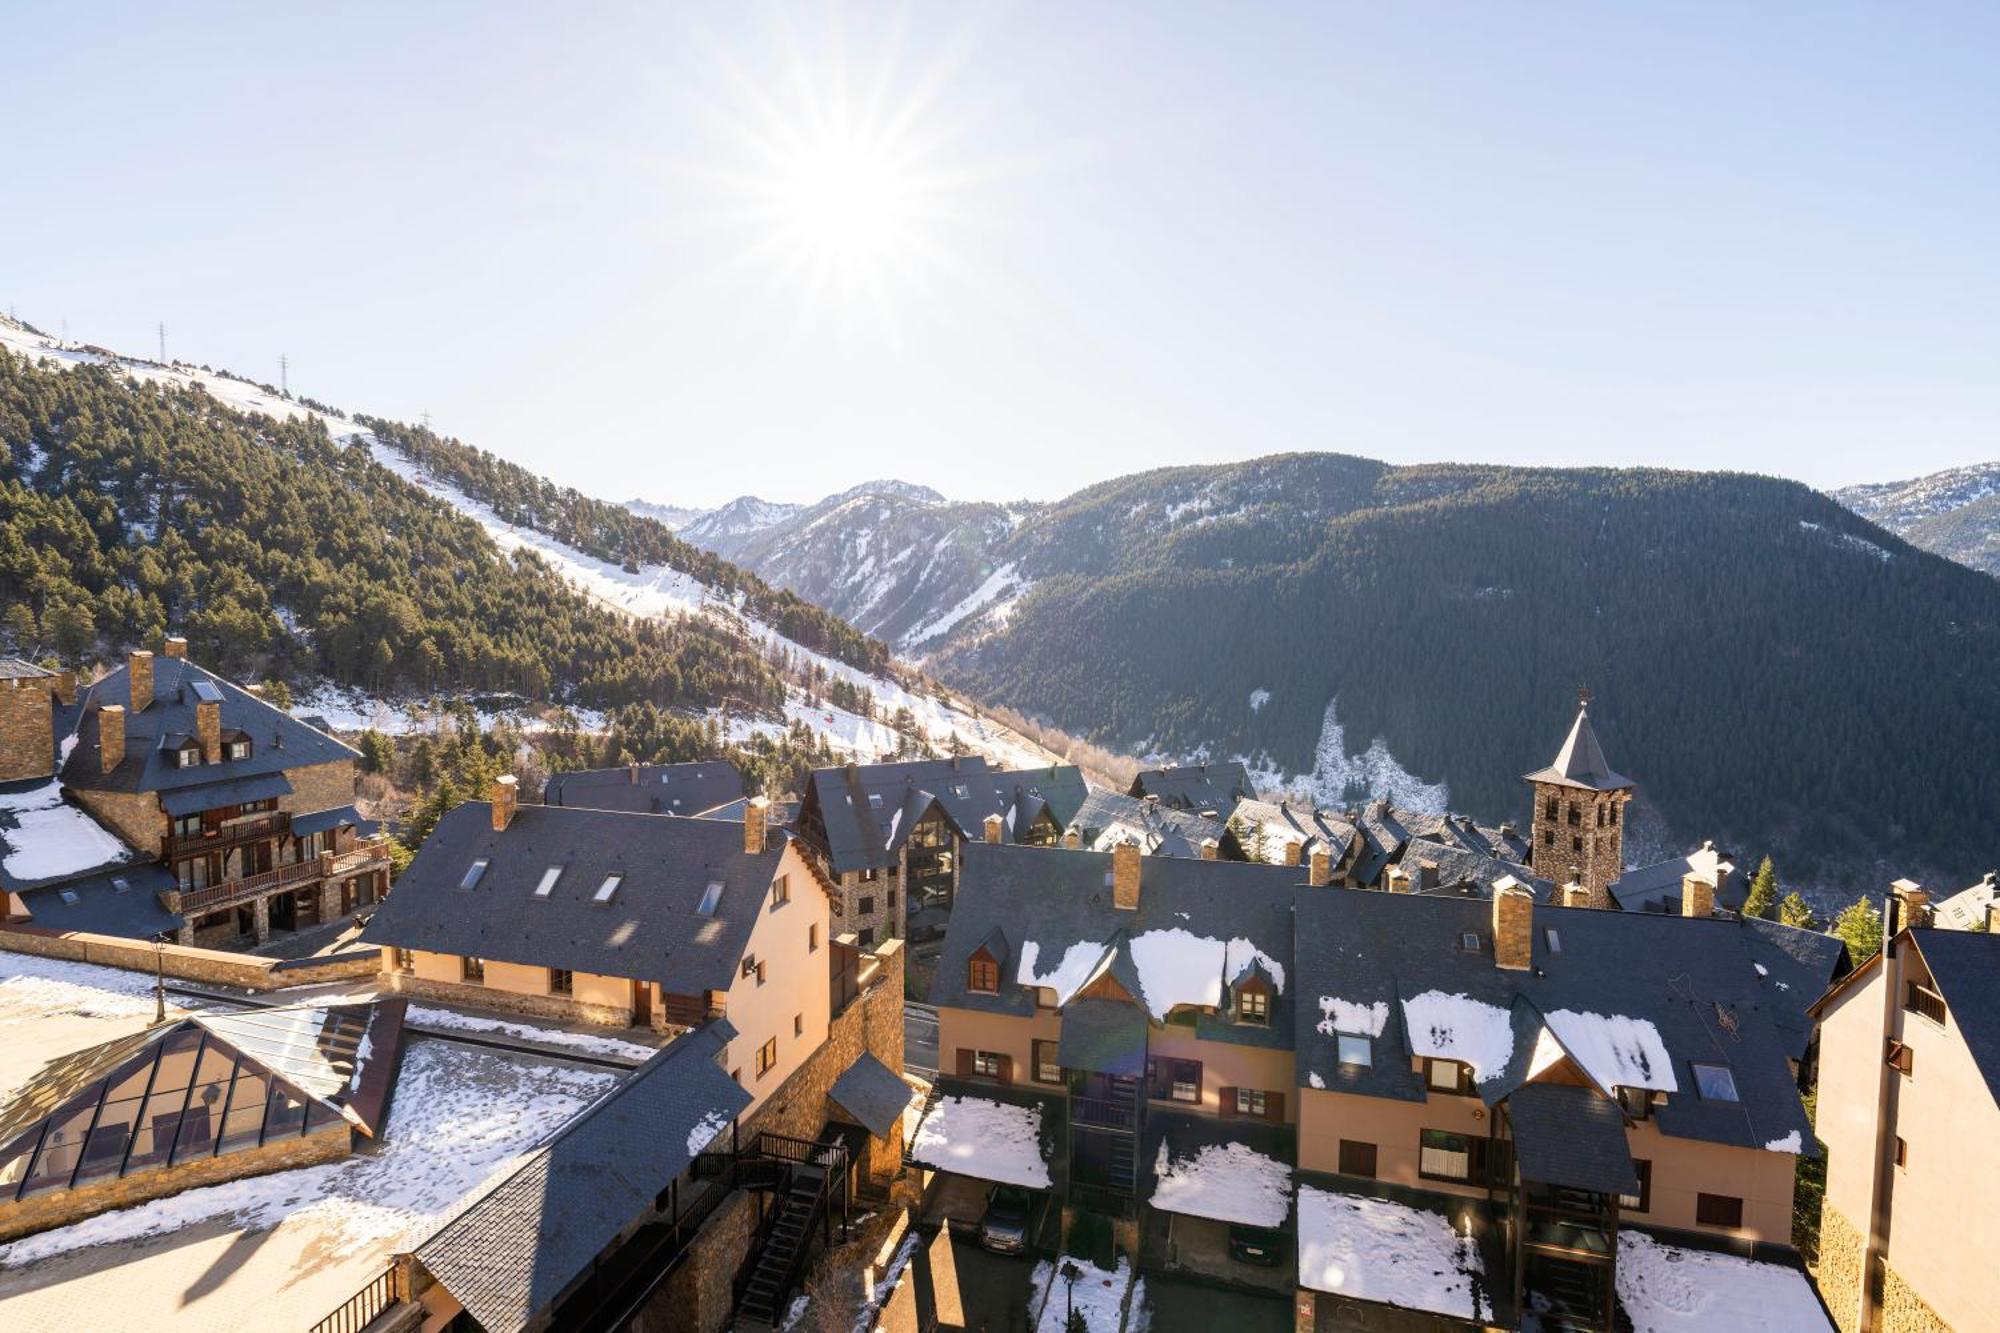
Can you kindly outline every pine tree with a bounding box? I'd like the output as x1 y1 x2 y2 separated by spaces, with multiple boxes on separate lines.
357 730 395 775
1778 892 1815 930
1833 895 1884 965
1743 856 1779 919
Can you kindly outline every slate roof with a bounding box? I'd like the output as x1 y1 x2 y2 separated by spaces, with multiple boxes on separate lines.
934 843 1302 1053
1226 800 1358 865
1506 1083 1638 1194
290 804 376 838
1293 889 1815 1157
1058 998 1151 1077
1397 840 1550 900
158 772 293 816
1910 929 2000 1108
1738 916 1848 1061
828 1051 916 1139
63 656 358 797
1522 702 1633 792
14 862 179 937
414 1021 749 1333
799 759 1004 874
542 762 745 817
1932 872 2000 931
361 802 789 993
1608 844 1739 914
1127 762 1254 816
1351 800 1450 886
988 765 1090 831
1071 789 1228 858
0 658 52 681
0 776 151 895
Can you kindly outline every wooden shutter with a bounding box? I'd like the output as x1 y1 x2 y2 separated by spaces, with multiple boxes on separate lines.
1264 1091 1285 1123
956 1049 974 1078
1219 1086 1238 1117
995 1054 1014 1086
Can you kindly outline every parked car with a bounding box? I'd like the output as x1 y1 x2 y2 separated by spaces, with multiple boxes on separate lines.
978 1184 1034 1254
1227 1223 1285 1267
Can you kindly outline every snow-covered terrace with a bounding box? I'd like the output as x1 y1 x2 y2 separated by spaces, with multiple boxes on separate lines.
907 1093 1051 1189
1149 1139 1291 1228
1297 1185 1492 1323
1615 1231 1833 1332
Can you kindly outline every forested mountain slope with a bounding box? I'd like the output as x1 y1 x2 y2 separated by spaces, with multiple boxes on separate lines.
1834 464 2000 577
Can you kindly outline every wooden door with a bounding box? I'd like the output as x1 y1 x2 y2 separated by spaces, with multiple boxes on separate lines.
632 980 652 1026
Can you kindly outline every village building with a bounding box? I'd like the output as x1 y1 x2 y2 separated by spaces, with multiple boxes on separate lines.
541 759 745 816
1127 761 1254 820
1070 788 1233 859
1523 695 1635 907
1809 887 2000 1333
0 641 388 948
985 763 1089 846
1927 868 2000 931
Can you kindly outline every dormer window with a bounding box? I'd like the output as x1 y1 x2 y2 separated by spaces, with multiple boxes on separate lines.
968 952 1000 994
225 739 251 761
1616 1086 1652 1119
174 743 201 769
593 872 625 905
1236 978 1271 1026
1691 1062 1739 1102
458 860 489 890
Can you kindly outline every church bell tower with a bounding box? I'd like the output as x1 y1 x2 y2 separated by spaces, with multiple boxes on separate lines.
1525 690 1635 907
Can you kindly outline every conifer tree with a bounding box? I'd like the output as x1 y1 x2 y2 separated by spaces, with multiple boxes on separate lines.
1778 892 1815 930
1743 856 1779 919
1833 895 1884 965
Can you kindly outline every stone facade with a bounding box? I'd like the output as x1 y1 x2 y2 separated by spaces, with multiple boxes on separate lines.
278 758 364 817
70 784 165 854
0 1124 348 1243
1528 782 1629 901
0 675 55 783
382 968 640 1030
1818 1204 1954 1333
835 863 907 946
0 926 383 991
635 1188 758 1333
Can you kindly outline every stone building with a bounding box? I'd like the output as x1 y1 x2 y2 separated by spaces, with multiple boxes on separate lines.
1524 694 1634 907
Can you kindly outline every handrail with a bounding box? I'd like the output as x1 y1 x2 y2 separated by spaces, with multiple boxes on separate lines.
168 837 394 915
162 813 290 861
309 1264 396 1333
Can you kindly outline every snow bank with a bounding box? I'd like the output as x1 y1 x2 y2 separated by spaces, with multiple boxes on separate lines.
0 779 138 883
1401 991 1515 1084
908 1095 1050 1188
1318 997 1389 1038
1298 1186 1490 1321
1034 1255 1130 1333
1616 1230 1832 1332
1150 1140 1291 1227
1543 1008 1678 1093
0 951 176 1022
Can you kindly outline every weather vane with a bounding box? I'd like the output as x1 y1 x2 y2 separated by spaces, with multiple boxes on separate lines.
1577 685 1592 708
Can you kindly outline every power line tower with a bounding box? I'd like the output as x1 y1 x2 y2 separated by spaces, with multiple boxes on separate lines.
157 322 167 363
280 354 289 396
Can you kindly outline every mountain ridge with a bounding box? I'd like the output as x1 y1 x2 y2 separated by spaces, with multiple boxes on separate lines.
1833 463 2000 577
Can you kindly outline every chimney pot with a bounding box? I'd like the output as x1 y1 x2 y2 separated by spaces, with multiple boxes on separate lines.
128 650 154 714
1112 840 1141 910
98 704 126 774
1061 826 1081 849
162 636 187 659
53 669 75 706
1198 837 1219 861
1562 880 1594 909
1386 865 1411 894
1891 879 1931 929
1493 877 1534 969
744 796 770 855
1283 839 1303 867
1680 872 1714 919
982 812 1004 844
491 775 519 832
1308 845 1332 887
627 760 639 785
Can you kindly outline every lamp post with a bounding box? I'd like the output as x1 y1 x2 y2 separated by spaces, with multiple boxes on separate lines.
1060 1259 1082 1328
153 936 167 1023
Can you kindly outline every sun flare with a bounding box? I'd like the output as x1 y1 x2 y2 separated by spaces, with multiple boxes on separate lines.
777 133 914 266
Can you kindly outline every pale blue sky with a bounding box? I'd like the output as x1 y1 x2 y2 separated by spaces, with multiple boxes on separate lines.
5 2 1996 506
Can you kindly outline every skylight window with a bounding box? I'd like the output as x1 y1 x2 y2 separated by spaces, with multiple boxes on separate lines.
533 866 563 899
111 877 130 894
1545 928 1562 954
593 873 624 905
1458 931 1481 952
1337 1035 1372 1067
459 860 489 890
697 881 724 916
952 783 969 798
58 889 78 906
1692 1062 1740 1102
867 793 883 807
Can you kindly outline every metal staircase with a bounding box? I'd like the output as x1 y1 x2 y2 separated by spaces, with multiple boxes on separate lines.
730 1134 850 1332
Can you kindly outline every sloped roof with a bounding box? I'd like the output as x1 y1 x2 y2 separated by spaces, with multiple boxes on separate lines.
63 656 358 797
0 776 149 895
413 1021 749 1333
800 759 1004 874
542 762 745 817
361 802 788 993
1932 872 2000 931
1738 916 1848 1061
13 861 179 937
0 658 52 680
158 771 292 816
1397 840 1549 900
828 1051 916 1139
1608 844 1740 914
1127 762 1253 816
988 765 1090 831
1507 1083 1637 1194
1910 929 2000 1107
1058 998 1150 1077
1522 702 1633 792
1226 800 1357 865
1072 789 1228 857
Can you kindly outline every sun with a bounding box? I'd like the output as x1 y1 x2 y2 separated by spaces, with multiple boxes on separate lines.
777 132 915 267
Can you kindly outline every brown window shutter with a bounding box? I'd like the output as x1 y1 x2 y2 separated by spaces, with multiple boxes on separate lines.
956 1049 974 1078
1219 1086 1237 1117
1265 1091 1285 1123
996 1054 1014 1086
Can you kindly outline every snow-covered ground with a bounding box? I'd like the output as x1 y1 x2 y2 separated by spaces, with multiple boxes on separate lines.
903 562 1027 647
1149 1139 1291 1227
908 1094 1050 1188
405 1004 662 1063
1033 1255 1131 1333
1797 520 1892 564
0 778 143 884
1234 697 1449 813
1614 1231 1832 1332
1297 1186 1490 1322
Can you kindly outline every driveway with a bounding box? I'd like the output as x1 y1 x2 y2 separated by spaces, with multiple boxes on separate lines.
1132 1274 1292 1333
946 1232 1038 1333
905 1001 940 1075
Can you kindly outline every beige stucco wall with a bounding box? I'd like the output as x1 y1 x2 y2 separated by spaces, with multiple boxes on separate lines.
937 1004 1063 1086
717 842 832 1117
1145 1027 1298 1123
396 949 637 1027
1622 1118 1795 1241
1298 1082 1494 1200
1817 963 1888 1233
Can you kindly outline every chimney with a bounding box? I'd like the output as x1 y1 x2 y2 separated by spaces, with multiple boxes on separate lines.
744 796 770 854
983 813 1004 844
196 697 221 764
1385 865 1411 894
128 650 154 714
1112 840 1141 910
52 669 75 706
1283 839 1303 867
1493 876 1534 970
1309 845 1332 887
162 635 187 659
1417 859 1440 892
491 775 519 832
98 704 125 774
1061 827 1081 849
1562 880 1594 909
1986 893 2000 935
627 760 640 785
1680 872 1714 919
1891 879 1930 930
1198 837 1219 861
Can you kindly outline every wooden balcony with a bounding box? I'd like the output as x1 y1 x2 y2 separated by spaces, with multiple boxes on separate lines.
163 813 290 862
165 837 393 917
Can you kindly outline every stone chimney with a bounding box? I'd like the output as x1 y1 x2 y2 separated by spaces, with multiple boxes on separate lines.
627 760 640 785
1891 879 1930 930
196 697 221 764
491 775 519 832
1416 859 1440 892
0 676 56 783
52 669 75 706
128 650 154 714
744 796 770 854
1309 845 1332 887
1680 872 1714 919
1562 880 1593 909
1199 837 1219 861
983 813 1004 844
162 635 188 659
1112 840 1140 910
1385 865 1411 894
97 704 125 774
1283 839 1303 867
1061 826 1081 849
1493 876 1534 970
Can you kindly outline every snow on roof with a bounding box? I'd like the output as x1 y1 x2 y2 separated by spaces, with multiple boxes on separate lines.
908 1094 1050 1189
1764 1129 1804 1154
1615 1231 1832 1332
1543 1008 1679 1093
1149 1139 1291 1227
1401 990 1515 1084
1128 927 1283 1022
1224 937 1286 992
0 779 137 885
1318 997 1389 1038
1017 939 1109 1007
685 1107 734 1159
1297 1187 1490 1322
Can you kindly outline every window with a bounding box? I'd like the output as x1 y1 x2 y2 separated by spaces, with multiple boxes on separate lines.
858 928 874 947
225 739 251 761
1419 1130 1472 1183
1458 931 1482 952
1691 1063 1740 1102
1148 1058 1202 1103
971 1050 1004 1078
808 924 820 952
968 957 1000 994
58 889 79 905
867 793 883 808
755 961 767 987
1033 1039 1063 1085
1337 1035 1372 1068
459 860 489 890
1425 1059 1472 1095
592 873 624 905
772 875 789 907
393 948 413 973
172 813 203 838
696 881 723 916
549 968 573 995
1617 1086 1652 1120
1036 987 1058 1009
1620 1159 1652 1212
533 866 563 899
1894 1136 1908 1168
1885 1040 1914 1075
1610 804 1619 826
1571 835 1583 852
1234 1088 1268 1117
1544 928 1561 954
858 895 875 916
1544 796 1558 820
1237 986 1270 1026
860 868 880 883
462 956 485 983
1338 1140 1378 1178
1904 982 1947 1025
756 1037 779 1079
1696 1193 1744 1229
794 1013 804 1037
1542 829 1554 846
1567 802 1580 826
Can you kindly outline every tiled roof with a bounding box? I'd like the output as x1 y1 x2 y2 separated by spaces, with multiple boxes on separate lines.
541 762 745 817
1506 1083 1637 1194
413 1022 749 1333
361 802 788 993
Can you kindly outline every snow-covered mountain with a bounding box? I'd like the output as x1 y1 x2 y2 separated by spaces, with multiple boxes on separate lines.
0 313 1057 769
1833 464 2000 576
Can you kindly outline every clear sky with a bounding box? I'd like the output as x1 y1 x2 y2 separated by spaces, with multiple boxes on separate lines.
4 2 1997 507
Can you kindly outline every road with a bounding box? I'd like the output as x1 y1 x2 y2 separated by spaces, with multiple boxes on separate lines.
905 1000 939 1076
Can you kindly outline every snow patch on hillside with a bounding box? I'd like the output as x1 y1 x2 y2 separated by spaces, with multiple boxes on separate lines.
1798 520 1891 564
904 563 1026 646
1239 698 1448 812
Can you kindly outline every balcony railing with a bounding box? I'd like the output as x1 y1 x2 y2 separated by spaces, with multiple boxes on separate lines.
1070 1096 1140 1132
166 837 393 916
163 813 291 862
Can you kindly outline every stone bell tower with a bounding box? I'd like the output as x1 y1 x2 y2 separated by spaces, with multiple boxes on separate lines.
1524 690 1634 907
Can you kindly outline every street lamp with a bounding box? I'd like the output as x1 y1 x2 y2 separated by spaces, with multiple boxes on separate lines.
1059 1259 1082 1328
152 935 167 1023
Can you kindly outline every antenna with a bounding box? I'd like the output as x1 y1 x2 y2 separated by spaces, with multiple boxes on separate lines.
280 353 289 396
157 322 167 363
